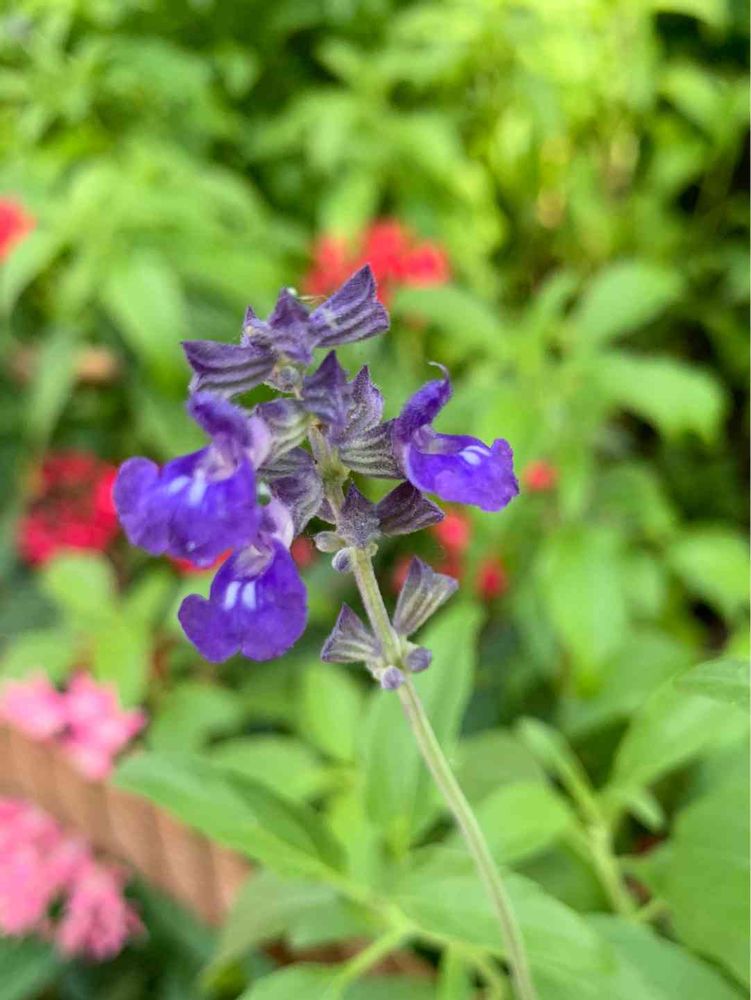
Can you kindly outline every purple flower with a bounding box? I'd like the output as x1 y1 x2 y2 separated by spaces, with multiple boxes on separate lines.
393 373 518 512
183 267 388 397
113 393 264 567
177 542 307 662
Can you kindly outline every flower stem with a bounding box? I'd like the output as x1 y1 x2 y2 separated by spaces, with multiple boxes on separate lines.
348 545 538 1000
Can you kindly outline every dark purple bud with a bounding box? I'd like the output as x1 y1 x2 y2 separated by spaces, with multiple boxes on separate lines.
314 531 342 553
337 485 379 548
393 557 459 637
321 604 380 663
380 666 405 690
255 399 310 461
270 364 303 393
302 351 350 431
182 338 276 397
376 482 444 536
346 366 384 437
339 422 401 479
309 266 389 348
262 288 315 364
405 646 432 673
331 548 353 573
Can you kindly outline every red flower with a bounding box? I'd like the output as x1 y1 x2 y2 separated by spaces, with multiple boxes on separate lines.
0 199 34 261
303 218 451 305
523 460 558 493
291 536 315 568
18 452 120 566
475 557 508 601
431 510 472 554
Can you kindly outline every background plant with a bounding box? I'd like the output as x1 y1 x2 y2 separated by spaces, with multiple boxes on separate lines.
0 0 748 997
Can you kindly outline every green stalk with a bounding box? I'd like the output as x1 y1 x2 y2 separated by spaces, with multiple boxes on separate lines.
348 545 538 1000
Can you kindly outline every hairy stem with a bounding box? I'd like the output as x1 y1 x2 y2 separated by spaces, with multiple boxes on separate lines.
347 544 538 1000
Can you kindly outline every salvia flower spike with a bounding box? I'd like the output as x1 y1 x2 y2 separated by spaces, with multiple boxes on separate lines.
114 265 536 999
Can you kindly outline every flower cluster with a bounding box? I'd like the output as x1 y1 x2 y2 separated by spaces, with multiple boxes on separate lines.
0 197 34 261
304 219 450 303
1 673 146 780
115 266 518 683
18 452 119 566
0 797 141 959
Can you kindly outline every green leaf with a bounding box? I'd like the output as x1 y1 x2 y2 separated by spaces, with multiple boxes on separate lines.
455 728 545 804
610 669 744 794
210 736 330 803
448 781 573 865
297 662 364 763
395 860 611 989
123 570 175 627
361 602 482 847
562 630 693 738
238 965 341 1000
596 352 726 442
149 681 245 752
573 261 683 343
539 524 627 687
677 657 749 708
662 769 750 986
92 614 151 706
102 250 187 388
40 553 117 626
214 871 334 967
1 627 78 682
668 527 749 620
115 752 343 879
23 325 78 446
437 948 474 1000
392 285 510 360
589 914 744 1000
0 229 61 314
0 936 61 1000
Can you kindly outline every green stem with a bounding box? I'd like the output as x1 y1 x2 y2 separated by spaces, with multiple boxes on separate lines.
332 929 407 993
347 545 538 1000
588 824 636 918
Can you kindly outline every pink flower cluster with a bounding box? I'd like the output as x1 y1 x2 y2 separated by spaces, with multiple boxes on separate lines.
1 673 146 780
0 798 142 959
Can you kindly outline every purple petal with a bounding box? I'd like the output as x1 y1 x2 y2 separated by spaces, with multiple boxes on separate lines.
179 543 307 662
182 339 275 396
115 449 259 565
114 458 169 554
310 266 389 347
403 434 519 513
394 375 452 442
187 392 253 446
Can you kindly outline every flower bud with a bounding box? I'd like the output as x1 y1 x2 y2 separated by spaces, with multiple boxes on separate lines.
314 530 342 553
405 646 432 673
379 666 405 690
332 548 353 573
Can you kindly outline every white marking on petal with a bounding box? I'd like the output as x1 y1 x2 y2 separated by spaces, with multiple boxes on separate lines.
241 582 257 610
223 581 241 610
187 479 208 507
166 476 190 495
459 445 488 467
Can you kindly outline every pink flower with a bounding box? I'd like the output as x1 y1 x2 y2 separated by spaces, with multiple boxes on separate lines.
523 459 558 493
0 797 141 960
0 674 67 740
56 862 142 961
0 198 34 261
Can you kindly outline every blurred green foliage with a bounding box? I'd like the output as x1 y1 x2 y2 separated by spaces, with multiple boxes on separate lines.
0 0 748 997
